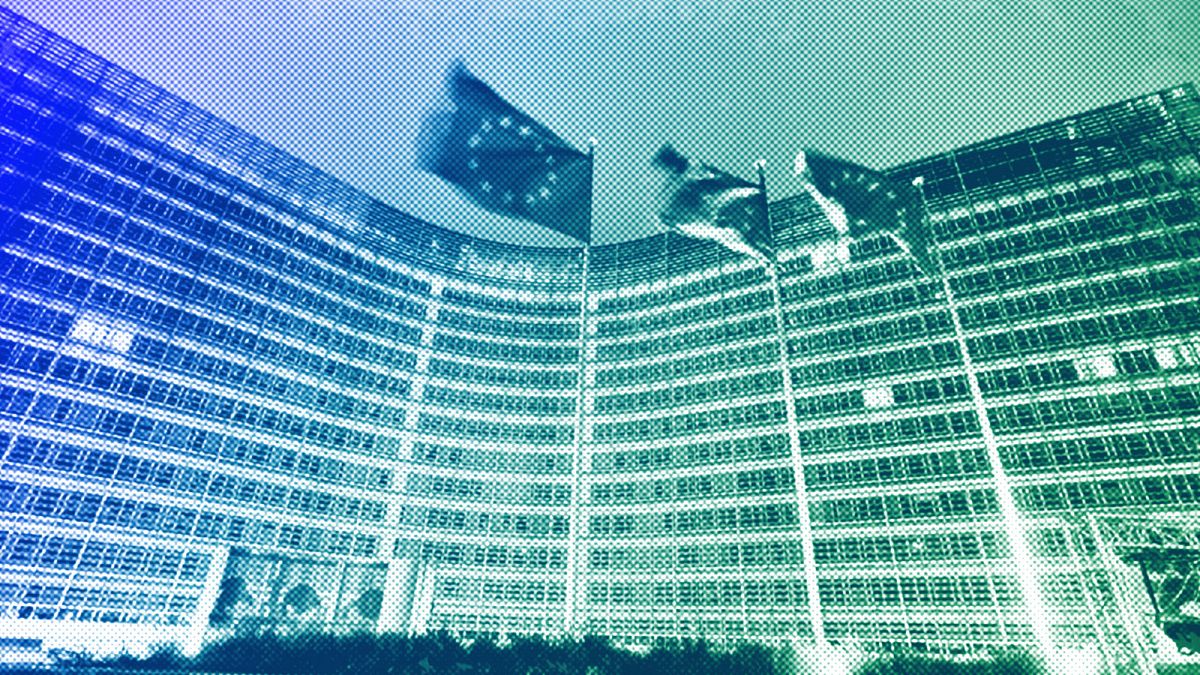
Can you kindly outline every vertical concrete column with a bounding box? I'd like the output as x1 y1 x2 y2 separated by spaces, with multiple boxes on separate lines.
409 561 436 635
767 265 825 644
378 557 416 634
564 247 591 636
184 545 230 656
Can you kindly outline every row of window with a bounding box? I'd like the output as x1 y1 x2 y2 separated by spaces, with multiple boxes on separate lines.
946 223 1192 288
824 618 1020 644
133 321 415 401
217 433 392 487
0 386 391 485
428 357 577 389
594 267 765 314
365 215 581 288
793 375 969 419
595 290 772 338
787 307 955 357
571 616 811 643
818 574 1019 608
977 358 1082 395
974 257 1200 329
1000 429 1200 473
436 577 566 605
589 539 799 570
590 467 795 505
918 113 1179 198
0 580 198 624
589 502 797 536
5 211 423 360
950 141 1082 194
805 446 991 490
432 333 577 365
810 488 998 525
38 103 431 297
404 472 571 505
784 283 941 328
0 383 391 485
590 433 789 473
941 196 1194 272
0 249 418 401
594 341 777 389
778 260 916 306
595 371 780 415
56 339 400 437
789 338 959 386
8 349 381 453
439 286 577 318
968 300 1200 360
813 531 1004 564
586 579 806 608
129 335 411 416
959 266 1199 334
0 478 378 556
411 442 570 475
439 308 579 341
930 172 1151 242
423 385 575 417
15 198 425 347
593 315 775 362
955 151 1180 229
2 433 387 522
403 507 569 537
0 291 73 338
794 410 980 455
988 384 1200 433
1016 472 1200 511
593 402 785 443
0 528 211 580
398 539 567 570
417 413 573 445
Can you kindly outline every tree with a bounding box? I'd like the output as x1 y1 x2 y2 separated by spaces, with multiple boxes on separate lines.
283 584 321 618
355 588 384 622
209 577 251 627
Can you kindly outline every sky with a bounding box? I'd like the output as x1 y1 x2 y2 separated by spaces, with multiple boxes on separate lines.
5 0 1198 247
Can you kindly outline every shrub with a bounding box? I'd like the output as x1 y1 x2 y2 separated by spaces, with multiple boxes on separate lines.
853 649 1045 675
58 631 789 675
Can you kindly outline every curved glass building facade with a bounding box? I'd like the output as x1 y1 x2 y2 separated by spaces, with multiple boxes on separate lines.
3 7 1200 664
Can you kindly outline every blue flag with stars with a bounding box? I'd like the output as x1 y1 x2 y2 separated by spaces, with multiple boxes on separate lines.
418 63 593 244
794 149 931 275
652 145 774 265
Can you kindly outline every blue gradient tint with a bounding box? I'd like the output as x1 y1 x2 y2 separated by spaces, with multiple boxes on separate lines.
4 3 1200 666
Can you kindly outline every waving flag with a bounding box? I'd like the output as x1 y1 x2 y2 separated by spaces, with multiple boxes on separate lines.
418 63 593 243
794 149 931 275
652 145 773 264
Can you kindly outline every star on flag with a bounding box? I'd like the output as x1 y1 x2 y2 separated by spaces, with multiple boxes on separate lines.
417 62 593 243
794 149 932 275
652 145 774 265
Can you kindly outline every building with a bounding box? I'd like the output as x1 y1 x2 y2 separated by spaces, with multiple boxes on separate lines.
1 6 1199 666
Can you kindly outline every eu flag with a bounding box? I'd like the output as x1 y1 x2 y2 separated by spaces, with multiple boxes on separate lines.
794 149 931 275
652 145 773 264
418 63 593 243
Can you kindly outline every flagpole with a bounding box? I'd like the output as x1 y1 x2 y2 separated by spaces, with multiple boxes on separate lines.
759 160 828 647
563 140 596 638
911 177 1055 659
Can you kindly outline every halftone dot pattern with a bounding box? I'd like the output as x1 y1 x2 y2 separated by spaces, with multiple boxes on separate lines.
0 3 1199 675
